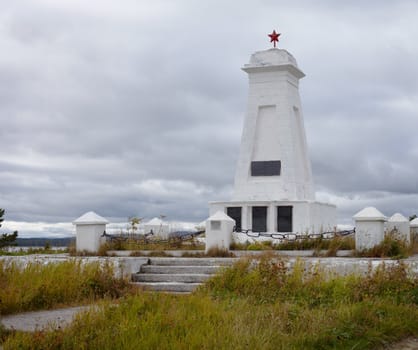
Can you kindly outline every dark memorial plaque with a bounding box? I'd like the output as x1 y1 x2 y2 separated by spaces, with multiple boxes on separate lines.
277 206 292 232
252 206 267 232
251 160 281 176
227 207 242 232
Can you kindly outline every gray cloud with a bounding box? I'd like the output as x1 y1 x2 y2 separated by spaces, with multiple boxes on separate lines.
1 1 418 235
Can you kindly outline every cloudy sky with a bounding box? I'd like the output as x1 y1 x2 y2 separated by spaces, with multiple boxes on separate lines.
1 0 418 237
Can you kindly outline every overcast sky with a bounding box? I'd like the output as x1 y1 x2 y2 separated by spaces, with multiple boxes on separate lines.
1 0 418 237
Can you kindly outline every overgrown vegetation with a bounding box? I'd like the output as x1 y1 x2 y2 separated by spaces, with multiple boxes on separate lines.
0 260 134 315
3 255 418 349
231 236 355 255
355 232 413 259
74 237 205 256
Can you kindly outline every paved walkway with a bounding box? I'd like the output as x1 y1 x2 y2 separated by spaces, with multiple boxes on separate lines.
386 337 418 350
1 305 91 332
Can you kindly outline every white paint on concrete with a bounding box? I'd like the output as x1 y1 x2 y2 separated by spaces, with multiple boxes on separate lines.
73 211 109 253
353 207 387 221
209 47 335 235
0 255 149 279
353 207 386 250
388 213 410 243
210 200 335 234
205 211 235 253
233 48 313 202
410 218 418 235
73 212 109 225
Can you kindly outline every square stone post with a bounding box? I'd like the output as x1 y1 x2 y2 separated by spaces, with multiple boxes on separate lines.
410 218 418 243
205 211 235 253
387 213 410 244
73 211 109 253
353 207 387 251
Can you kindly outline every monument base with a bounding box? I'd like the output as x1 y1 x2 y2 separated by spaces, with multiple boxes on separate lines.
209 200 336 235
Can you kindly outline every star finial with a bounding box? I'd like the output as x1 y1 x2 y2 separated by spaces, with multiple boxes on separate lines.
268 30 281 48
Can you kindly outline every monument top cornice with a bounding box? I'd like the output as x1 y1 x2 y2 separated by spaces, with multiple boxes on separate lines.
242 48 305 78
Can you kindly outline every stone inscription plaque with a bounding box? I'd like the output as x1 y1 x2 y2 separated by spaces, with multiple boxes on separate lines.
251 160 281 176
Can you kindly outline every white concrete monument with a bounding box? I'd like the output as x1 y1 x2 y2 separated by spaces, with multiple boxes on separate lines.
387 213 410 243
210 33 336 234
353 207 386 250
73 211 109 252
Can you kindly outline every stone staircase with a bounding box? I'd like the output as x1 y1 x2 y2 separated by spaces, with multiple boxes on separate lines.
131 257 236 293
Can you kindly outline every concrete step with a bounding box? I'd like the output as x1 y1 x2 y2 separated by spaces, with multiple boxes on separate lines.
132 282 201 293
131 257 236 293
140 265 221 275
147 257 237 266
132 273 210 283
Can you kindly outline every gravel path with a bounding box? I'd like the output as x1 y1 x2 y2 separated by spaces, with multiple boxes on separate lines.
384 337 418 350
1 305 91 332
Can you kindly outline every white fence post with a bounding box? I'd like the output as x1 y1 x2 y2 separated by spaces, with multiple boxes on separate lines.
73 211 109 253
205 211 235 253
353 207 386 250
387 213 410 244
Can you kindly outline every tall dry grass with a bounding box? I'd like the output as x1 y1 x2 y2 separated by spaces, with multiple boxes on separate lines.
3 255 418 349
0 260 133 315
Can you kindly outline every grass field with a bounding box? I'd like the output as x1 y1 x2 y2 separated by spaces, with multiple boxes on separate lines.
2 255 417 349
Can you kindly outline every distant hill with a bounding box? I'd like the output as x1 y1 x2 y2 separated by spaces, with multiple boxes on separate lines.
15 237 75 247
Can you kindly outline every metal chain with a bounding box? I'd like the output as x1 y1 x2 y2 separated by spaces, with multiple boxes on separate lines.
102 228 354 246
233 228 355 241
102 230 205 245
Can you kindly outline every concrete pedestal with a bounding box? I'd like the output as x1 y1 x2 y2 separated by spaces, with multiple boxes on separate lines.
205 211 235 253
209 200 335 234
353 207 387 250
73 211 109 253
410 218 418 235
387 213 410 243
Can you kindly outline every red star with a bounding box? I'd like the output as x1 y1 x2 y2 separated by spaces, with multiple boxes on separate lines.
268 30 281 48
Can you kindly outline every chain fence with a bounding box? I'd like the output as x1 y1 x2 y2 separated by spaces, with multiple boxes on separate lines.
102 230 205 245
102 227 355 246
233 228 355 242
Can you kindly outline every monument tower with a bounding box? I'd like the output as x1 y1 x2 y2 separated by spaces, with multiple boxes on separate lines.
209 31 336 234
